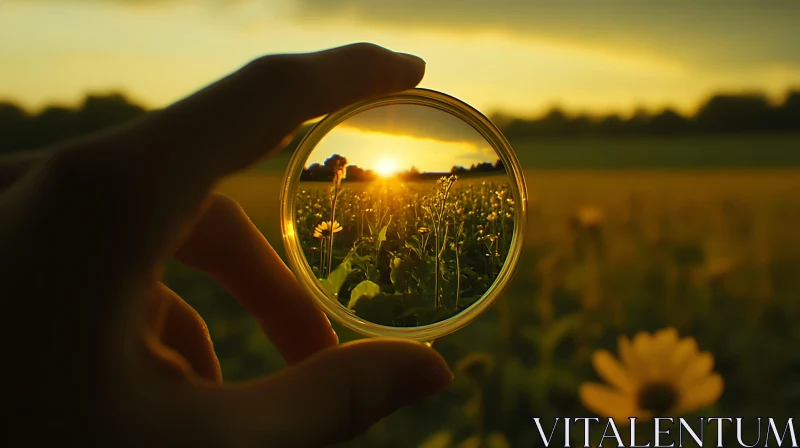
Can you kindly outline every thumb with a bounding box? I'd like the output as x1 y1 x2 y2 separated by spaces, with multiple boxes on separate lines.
202 339 452 447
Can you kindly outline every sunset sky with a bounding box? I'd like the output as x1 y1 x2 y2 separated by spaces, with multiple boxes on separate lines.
305 104 497 173
1 0 798 118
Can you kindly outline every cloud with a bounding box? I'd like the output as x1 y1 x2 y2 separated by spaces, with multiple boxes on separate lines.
340 103 492 146
292 0 800 70
9 0 249 7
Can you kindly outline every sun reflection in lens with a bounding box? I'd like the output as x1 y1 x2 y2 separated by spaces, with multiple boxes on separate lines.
376 157 399 177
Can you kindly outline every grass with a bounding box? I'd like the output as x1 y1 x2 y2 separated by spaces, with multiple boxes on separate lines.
168 166 800 447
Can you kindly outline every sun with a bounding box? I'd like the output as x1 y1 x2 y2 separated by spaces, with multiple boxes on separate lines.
375 158 399 177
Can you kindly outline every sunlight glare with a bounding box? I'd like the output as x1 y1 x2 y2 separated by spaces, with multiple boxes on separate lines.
376 158 399 177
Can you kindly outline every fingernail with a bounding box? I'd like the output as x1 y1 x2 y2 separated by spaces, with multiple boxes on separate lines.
396 52 426 68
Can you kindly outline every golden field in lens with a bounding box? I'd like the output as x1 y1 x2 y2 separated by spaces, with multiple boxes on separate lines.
293 173 515 327
171 167 800 447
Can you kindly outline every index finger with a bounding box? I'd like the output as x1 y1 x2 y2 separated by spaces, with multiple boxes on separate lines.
40 43 425 282
109 42 425 187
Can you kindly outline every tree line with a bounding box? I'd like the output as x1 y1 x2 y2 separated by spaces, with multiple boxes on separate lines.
493 90 800 139
1 89 798 156
300 154 506 182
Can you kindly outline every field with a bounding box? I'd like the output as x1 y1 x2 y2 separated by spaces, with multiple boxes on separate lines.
164 165 800 447
293 174 516 327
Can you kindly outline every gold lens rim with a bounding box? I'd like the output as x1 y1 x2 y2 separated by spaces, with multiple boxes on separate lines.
280 88 528 342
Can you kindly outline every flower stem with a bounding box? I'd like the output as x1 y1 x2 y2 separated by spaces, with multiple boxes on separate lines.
327 183 339 277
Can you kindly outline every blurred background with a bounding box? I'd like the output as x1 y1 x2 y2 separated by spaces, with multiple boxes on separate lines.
1 1 798 446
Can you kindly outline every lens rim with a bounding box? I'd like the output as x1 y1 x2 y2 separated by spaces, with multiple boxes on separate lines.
280 88 527 342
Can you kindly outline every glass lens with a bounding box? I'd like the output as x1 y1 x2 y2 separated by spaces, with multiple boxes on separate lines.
289 101 520 328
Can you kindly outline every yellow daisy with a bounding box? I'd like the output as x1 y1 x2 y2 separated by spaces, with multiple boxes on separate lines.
312 221 343 239
579 328 723 423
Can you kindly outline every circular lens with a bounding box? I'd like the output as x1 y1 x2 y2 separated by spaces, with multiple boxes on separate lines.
281 89 526 342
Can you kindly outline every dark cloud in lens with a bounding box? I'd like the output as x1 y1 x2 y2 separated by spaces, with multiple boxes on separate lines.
339 103 493 149
293 0 800 70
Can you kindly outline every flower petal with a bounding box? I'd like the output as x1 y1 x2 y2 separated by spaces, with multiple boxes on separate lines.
677 352 715 389
674 373 724 415
632 331 659 381
579 383 641 421
669 338 699 378
650 328 680 381
618 336 643 380
593 350 635 393
655 328 679 350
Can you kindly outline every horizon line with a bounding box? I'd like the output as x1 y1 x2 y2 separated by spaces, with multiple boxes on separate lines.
1 86 797 121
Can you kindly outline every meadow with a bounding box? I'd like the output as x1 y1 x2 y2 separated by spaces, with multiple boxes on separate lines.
294 173 515 327
164 157 800 446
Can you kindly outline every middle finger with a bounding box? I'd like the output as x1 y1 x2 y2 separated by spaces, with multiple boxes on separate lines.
171 192 338 365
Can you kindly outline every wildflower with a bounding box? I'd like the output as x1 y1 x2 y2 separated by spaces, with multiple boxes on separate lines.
579 328 723 423
507 198 515 205
313 221 343 239
487 211 498 221
331 158 347 186
418 227 431 235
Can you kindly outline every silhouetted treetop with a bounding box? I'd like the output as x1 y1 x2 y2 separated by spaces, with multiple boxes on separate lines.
493 89 800 140
0 92 146 154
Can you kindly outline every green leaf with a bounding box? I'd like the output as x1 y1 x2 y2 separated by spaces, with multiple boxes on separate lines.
347 280 381 309
319 261 351 297
405 241 420 257
352 292 433 327
390 257 412 292
348 253 372 273
462 267 479 279
377 216 393 243
377 224 389 243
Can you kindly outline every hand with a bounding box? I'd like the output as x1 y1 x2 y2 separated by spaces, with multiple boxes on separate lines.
1 43 453 447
